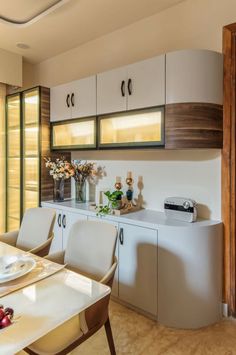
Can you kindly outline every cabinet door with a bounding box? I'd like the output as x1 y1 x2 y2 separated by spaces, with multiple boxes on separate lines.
62 211 87 250
50 83 72 121
118 223 158 316
88 216 119 297
97 66 127 114
166 49 223 105
6 94 21 231
22 88 40 213
127 55 165 110
48 209 63 254
71 76 97 119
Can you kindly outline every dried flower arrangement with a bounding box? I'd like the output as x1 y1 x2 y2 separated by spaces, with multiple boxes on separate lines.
44 157 74 180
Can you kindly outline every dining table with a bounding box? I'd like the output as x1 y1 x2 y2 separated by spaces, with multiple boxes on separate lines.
0 241 111 355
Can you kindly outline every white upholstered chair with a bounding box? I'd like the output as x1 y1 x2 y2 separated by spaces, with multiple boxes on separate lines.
0 208 56 257
25 220 118 355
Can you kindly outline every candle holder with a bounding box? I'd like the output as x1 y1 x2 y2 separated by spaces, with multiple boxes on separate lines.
126 172 134 208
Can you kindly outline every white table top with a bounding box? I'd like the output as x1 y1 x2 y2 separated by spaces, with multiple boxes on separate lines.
0 243 110 355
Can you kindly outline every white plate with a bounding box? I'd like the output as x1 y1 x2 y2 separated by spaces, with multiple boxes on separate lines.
0 255 36 283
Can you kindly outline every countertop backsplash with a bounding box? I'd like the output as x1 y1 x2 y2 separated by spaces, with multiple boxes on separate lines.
71 149 221 220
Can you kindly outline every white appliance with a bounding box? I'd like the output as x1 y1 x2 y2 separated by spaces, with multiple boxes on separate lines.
164 197 197 222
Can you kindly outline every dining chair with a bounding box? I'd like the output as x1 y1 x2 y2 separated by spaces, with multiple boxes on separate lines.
0 208 56 257
25 220 118 355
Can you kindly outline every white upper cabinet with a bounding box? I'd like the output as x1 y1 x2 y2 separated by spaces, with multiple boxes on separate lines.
70 76 96 119
50 76 96 122
166 49 223 105
97 66 127 115
97 55 165 115
50 82 72 122
127 55 165 110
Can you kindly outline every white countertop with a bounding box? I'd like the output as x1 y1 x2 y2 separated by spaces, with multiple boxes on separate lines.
41 199 221 229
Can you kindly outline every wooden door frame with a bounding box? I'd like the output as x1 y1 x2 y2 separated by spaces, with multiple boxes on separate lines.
223 23 236 315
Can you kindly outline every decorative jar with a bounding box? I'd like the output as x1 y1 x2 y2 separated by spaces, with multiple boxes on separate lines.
75 180 86 203
53 178 65 202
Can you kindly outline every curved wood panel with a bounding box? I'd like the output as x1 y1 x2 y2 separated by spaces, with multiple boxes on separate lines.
165 103 223 149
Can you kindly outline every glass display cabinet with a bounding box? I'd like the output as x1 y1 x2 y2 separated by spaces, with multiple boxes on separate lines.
5 87 70 232
51 117 96 150
98 107 165 148
6 93 21 231
22 88 40 212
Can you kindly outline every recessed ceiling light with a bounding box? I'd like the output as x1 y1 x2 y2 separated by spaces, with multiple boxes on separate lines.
16 43 30 49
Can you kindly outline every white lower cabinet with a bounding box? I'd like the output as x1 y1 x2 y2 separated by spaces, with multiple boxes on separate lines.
46 208 87 253
87 216 119 298
88 217 158 316
49 209 63 253
43 205 158 317
118 223 158 316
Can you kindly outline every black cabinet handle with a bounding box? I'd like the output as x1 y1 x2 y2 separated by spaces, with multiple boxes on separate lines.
128 78 132 95
71 93 75 107
57 213 61 227
121 80 125 97
66 94 70 107
119 228 124 245
62 214 66 229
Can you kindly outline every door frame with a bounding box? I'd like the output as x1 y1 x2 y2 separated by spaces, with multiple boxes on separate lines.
223 23 236 315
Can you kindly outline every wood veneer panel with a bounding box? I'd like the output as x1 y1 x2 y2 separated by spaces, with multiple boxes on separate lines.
40 87 71 202
165 103 223 149
222 23 236 316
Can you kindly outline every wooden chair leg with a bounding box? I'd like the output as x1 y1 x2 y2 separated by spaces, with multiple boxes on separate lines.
104 317 116 355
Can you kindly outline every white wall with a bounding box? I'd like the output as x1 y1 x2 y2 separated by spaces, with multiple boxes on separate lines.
28 0 236 87
0 49 22 87
72 150 221 220
25 0 229 220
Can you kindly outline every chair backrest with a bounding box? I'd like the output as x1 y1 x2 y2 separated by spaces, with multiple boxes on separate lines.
65 220 118 281
16 208 56 251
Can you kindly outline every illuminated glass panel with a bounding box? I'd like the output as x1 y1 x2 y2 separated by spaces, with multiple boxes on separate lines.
23 89 39 212
52 118 96 149
6 94 21 231
99 107 164 147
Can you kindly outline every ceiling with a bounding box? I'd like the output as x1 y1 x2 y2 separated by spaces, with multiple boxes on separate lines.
0 0 185 64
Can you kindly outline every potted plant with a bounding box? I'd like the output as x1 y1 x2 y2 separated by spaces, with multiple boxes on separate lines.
96 190 123 216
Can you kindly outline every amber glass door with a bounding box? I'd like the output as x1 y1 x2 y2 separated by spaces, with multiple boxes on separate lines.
51 117 96 150
6 94 21 231
98 107 164 148
22 88 40 212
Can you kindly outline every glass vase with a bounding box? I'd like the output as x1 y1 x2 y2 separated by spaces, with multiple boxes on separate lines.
75 180 86 203
53 178 65 202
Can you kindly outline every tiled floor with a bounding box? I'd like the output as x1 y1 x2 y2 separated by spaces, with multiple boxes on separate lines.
71 301 236 355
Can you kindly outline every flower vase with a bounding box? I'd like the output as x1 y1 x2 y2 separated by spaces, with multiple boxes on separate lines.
75 180 86 203
53 178 65 202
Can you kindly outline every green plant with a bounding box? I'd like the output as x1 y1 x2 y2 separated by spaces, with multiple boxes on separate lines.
96 190 123 216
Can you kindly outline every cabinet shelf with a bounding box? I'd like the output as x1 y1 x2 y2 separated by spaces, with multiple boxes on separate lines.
8 186 20 190
8 216 20 221
23 155 39 159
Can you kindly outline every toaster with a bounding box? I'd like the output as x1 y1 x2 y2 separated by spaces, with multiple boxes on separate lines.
164 197 197 223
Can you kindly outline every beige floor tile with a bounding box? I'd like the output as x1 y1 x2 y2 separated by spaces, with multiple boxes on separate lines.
71 301 236 355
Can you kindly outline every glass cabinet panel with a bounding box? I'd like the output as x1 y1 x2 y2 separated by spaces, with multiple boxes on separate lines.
99 107 164 148
22 89 40 212
51 117 96 150
6 94 21 231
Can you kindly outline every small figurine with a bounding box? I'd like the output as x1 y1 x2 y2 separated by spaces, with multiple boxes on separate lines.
115 176 122 191
126 171 134 209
